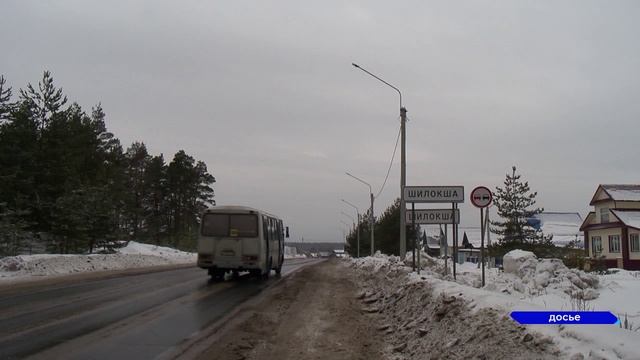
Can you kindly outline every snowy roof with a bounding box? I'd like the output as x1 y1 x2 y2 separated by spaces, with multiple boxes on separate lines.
611 210 640 230
591 185 640 204
419 226 485 248
529 212 582 235
527 212 583 246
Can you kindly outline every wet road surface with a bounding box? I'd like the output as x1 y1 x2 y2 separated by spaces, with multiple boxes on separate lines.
0 259 322 359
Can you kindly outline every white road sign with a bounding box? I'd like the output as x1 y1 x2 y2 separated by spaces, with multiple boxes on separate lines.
404 186 464 203
406 209 460 224
470 186 493 208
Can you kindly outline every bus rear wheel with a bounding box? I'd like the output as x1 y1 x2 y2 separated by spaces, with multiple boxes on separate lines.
208 269 224 281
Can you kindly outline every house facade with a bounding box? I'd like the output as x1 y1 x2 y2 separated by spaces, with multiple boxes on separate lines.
580 184 640 270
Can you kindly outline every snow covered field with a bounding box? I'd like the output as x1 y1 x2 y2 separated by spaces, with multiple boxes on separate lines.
0 242 196 283
351 251 640 359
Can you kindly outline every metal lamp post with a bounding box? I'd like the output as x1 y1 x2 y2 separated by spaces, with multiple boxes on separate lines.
352 62 407 257
341 199 361 258
345 172 375 256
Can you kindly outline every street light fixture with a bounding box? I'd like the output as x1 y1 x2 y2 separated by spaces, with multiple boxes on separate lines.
345 172 375 256
341 199 361 258
352 62 408 258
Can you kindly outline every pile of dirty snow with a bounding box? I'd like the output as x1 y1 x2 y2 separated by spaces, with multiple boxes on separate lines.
348 252 640 359
349 259 560 359
0 241 196 282
502 250 599 299
351 251 407 274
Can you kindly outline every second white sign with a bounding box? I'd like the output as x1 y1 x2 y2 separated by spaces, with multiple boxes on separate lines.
406 209 460 224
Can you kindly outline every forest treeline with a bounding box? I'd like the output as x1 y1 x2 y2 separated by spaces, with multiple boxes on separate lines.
0 72 215 256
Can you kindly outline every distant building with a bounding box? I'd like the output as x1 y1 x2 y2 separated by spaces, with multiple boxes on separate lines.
421 226 488 264
580 184 640 270
527 212 584 247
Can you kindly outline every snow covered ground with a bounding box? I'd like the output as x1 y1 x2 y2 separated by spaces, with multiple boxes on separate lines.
0 241 196 283
351 251 640 359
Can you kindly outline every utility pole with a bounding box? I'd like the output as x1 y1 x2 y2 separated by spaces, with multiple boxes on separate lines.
370 192 375 256
400 107 407 258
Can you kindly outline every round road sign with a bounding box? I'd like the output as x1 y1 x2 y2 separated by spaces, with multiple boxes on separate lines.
470 186 493 208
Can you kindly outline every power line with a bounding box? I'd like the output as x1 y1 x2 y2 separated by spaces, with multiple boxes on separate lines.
375 118 401 199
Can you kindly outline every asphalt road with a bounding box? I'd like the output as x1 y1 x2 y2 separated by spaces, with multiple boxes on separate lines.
0 258 323 360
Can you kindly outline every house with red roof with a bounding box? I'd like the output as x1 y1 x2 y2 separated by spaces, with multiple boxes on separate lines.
580 184 640 270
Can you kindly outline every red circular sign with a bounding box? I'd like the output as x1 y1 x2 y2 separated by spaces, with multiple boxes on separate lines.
471 186 493 208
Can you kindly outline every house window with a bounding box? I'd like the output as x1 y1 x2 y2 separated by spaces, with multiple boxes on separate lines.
592 236 602 255
609 235 620 253
600 208 610 223
630 234 640 253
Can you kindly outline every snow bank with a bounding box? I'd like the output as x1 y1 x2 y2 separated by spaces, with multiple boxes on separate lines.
350 252 640 359
502 250 599 299
503 249 537 274
0 241 196 282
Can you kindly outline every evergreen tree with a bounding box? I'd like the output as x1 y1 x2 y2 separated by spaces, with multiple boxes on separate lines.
0 71 216 255
0 75 13 122
166 150 216 249
143 154 168 244
489 166 546 256
123 142 151 239
19 71 67 133
346 198 418 256
0 203 32 256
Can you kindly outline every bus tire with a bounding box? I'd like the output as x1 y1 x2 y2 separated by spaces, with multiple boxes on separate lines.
250 269 261 279
209 269 224 281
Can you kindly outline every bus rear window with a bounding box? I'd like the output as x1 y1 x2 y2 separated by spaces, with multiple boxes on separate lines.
202 214 258 237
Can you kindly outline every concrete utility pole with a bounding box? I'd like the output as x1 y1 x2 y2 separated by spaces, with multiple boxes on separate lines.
342 199 361 258
352 63 406 258
400 107 407 258
346 172 374 256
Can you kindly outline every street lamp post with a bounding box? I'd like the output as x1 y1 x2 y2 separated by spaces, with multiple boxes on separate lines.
341 199 360 258
346 172 375 256
352 63 407 258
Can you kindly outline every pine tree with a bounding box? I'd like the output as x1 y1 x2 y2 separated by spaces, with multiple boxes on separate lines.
0 75 13 123
0 203 32 256
371 198 417 256
143 154 168 244
166 150 215 249
123 142 151 240
19 71 67 133
491 166 544 245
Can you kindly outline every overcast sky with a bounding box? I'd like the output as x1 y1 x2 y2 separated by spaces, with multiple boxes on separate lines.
2 1 640 242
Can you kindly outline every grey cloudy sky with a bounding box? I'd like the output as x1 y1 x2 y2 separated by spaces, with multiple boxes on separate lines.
2 1 640 242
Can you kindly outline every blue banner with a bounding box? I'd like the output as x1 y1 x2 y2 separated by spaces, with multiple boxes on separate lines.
510 311 618 325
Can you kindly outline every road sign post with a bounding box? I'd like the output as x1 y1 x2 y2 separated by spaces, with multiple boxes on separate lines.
404 186 464 276
470 186 493 287
412 202 417 273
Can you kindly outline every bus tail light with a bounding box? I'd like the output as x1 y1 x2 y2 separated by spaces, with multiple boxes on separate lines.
242 255 258 262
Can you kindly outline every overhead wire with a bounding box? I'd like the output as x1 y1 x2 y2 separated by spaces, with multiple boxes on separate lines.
375 116 402 199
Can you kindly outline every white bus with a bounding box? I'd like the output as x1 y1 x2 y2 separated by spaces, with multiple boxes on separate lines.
197 205 287 280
